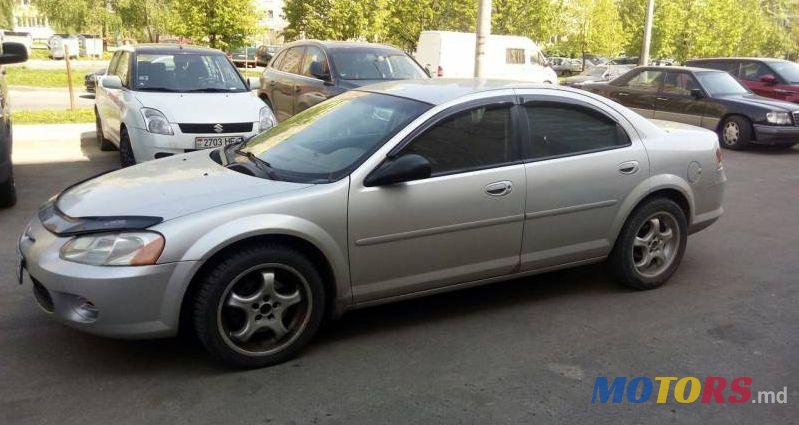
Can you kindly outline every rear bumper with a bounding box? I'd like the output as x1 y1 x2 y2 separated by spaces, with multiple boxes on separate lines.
753 124 799 145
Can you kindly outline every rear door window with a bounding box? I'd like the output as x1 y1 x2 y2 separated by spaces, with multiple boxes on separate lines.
622 70 662 92
279 47 304 75
300 46 329 78
661 72 700 96
740 62 771 81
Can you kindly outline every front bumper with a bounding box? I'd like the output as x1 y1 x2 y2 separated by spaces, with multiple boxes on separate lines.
753 124 799 145
128 124 258 163
18 216 197 339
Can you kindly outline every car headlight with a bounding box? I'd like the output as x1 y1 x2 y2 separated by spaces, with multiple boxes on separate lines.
766 111 791 125
60 232 164 266
259 106 277 132
141 107 173 135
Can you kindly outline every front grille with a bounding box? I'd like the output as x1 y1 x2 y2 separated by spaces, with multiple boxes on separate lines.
178 122 253 134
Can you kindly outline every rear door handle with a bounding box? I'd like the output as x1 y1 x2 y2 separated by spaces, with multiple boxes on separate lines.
656 97 668 101
485 181 513 196
618 161 640 175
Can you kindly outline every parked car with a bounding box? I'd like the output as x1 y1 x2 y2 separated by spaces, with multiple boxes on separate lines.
550 57 574 76
583 66 799 149
415 31 558 83
19 79 726 367
684 57 799 104
230 46 257 67
610 56 639 65
95 44 275 166
0 42 29 207
258 40 428 121
256 45 279 67
564 64 635 87
84 68 106 93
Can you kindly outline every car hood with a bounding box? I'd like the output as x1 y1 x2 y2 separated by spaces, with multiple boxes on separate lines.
338 79 396 89
133 91 264 123
57 151 312 221
718 93 799 111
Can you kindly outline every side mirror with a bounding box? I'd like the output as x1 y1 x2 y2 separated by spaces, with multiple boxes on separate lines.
309 61 330 80
101 75 122 89
0 42 28 65
690 88 706 99
364 154 432 187
760 74 778 85
247 77 261 90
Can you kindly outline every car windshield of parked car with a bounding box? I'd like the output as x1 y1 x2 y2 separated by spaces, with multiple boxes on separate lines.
770 61 799 83
133 53 247 92
333 52 427 80
239 91 431 183
696 72 750 96
586 66 607 77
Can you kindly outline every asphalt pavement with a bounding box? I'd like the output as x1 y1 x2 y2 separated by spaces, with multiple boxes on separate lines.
0 131 796 424
10 87 95 111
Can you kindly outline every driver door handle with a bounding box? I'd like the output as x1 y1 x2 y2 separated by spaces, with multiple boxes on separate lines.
618 161 640 175
485 181 513 196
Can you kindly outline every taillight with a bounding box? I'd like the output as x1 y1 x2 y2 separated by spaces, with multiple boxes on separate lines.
436 65 443 77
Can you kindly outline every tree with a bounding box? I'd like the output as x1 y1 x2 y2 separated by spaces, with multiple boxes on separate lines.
167 0 259 49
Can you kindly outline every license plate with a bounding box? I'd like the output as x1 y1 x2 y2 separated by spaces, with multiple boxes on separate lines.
194 136 244 149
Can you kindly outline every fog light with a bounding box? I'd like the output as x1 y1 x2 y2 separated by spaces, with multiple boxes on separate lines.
72 296 99 322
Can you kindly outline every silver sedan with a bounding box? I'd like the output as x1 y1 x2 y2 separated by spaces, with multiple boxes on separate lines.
18 79 726 367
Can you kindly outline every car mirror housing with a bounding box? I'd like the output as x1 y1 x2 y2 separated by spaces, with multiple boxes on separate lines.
247 77 261 90
309 61 330 81
0 42 28 65
101 75 123 90
364 154 432 187
690 88 706 99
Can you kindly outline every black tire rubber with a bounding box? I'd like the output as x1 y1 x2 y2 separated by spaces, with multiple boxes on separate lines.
193 244 326 368
119 128 136 167
609 198 688 290
95 109 116 151
718 116 752 150
0 172 16 208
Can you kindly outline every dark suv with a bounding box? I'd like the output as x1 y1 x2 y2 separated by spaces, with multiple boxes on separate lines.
0 42 29 207
257 41 428 121
685 57 799 104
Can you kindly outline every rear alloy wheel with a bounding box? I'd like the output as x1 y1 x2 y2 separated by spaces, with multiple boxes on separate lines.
193 244 325 368
719 116 752 150
610 198 687 290
95 110 115 151
119 128 136 167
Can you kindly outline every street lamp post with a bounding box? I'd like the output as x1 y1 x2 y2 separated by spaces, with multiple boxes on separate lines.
640 0 655 66
475 0 491 77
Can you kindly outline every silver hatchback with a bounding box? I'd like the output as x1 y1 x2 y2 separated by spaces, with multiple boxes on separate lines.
18 80 726 367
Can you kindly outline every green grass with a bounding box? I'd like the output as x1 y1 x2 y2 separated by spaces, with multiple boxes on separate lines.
6 66 85 88
12 108 94 124
28 49 50 60
240 69 262 78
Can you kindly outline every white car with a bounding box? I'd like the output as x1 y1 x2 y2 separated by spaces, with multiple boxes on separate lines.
95 44 276 166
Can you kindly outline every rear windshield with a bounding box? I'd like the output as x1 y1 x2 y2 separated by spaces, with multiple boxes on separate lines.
133 53 247 93
332 52 427 80
771 61 799 84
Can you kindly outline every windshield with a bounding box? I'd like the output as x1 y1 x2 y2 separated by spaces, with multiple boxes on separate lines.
238 91 430 183
133 53 247 93
770 61 799 83
696 72 749 96
333 52 427 80
585 66 607 77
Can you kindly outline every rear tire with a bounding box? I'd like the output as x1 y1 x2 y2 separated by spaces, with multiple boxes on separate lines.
95 110 115 151
193 244 326 368
0 172 16 208
609 198 688 290
119 128 136 167
718 116 752 150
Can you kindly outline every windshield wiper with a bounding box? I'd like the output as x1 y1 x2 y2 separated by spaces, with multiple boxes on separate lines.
234 149 281 180
183 88 242 93
137 87 181 92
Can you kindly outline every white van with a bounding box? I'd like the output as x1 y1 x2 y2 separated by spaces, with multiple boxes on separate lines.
415 31 558 83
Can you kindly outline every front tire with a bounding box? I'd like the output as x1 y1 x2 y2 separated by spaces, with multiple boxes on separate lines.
119 128 136 167
0 172 16 208
609 198 688 290
193 244 326 368
719 116 752 150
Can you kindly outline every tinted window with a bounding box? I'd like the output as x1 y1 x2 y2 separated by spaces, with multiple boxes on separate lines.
740 62 771 81
332 51 427 80
661 72 700 96
279 47 304 74
696 72 749 96
133 53 246 92
506 49 525 64
402 104 515 175
622 70 662 92
270 50 286 68
301 46 329 78
240 92 430 183
770 61 799 83
523 102 629 159
107 51 121 75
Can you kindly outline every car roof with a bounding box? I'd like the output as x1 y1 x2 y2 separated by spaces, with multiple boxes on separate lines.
124 43 224 55
358 79 578 105
283 40 405 54
685 57 789 63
